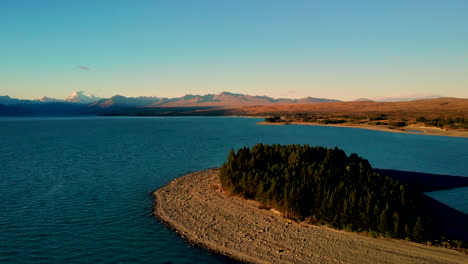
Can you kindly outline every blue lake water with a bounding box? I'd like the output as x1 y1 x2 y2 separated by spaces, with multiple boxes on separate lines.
0 116 467 263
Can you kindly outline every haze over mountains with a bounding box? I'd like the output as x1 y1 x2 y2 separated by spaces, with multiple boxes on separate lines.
372 94 443 102
0 90 455 116
0 91 339 107
0 91 102 105
1 91 447 105
0 91 341 116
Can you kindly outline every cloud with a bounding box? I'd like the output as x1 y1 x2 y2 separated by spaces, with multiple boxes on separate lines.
288 90 296 94
78 65 90 70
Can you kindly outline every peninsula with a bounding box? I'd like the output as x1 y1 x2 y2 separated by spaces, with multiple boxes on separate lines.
154 144 468 263
154 169 467 264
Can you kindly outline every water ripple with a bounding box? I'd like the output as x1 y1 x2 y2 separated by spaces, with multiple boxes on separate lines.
0 117 466 263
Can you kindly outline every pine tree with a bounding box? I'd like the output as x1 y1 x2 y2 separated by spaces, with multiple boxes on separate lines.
220 144 430 241
412 217 424 242
392 211 401 238
404 224 411 240
378 208 389 233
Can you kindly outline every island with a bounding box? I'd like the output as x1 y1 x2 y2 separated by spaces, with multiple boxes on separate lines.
154 145 468 263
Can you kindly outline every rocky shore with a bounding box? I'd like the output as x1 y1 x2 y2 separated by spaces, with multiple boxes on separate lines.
153 169 467 264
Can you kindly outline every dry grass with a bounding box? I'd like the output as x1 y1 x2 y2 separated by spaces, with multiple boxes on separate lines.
227 98 468 119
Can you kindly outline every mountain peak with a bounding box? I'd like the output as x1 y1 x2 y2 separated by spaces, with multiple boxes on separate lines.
65 91 100 104
353 98 374 102
37 96 62 103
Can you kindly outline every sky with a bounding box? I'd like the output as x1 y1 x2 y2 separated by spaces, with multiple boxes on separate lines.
1 0 467 101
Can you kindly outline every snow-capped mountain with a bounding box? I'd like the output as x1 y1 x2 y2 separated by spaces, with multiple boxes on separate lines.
65 91 101 104
89 95 163 108
146 92 340 107
36 96 63 103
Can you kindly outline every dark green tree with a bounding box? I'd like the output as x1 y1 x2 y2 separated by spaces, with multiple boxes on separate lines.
219 144 430 239
412 217 425 242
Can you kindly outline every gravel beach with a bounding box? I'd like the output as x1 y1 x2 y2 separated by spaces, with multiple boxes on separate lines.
153 169 467 264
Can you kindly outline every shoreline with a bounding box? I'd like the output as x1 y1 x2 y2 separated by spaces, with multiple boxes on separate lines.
256 121 468 138
153 169 467 264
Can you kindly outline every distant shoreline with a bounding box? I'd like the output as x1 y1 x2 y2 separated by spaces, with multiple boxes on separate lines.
256 121 468 138
153 169 467 264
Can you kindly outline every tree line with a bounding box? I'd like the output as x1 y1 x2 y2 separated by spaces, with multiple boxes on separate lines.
416 117 468 128
220 144 430 241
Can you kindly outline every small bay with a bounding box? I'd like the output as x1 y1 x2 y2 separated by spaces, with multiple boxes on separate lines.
0 116 466 263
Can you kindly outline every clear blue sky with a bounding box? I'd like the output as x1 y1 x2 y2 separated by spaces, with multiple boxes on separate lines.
1 0 467 100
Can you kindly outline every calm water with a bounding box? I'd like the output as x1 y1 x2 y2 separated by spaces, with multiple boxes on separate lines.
0 117 467 263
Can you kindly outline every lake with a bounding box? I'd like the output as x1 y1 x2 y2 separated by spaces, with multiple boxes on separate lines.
0 116 466 263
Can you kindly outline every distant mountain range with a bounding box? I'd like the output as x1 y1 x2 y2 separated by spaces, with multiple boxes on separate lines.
0 91 453 116
89 92 341 108
0 91 101 105
0 91 341 115
372 94 443 102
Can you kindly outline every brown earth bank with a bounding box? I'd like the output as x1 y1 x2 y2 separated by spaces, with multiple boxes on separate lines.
118 98 468 137
153 169 468 264
245 98 468 138
108 98 468 119
230 98 468 118
256 121 468 138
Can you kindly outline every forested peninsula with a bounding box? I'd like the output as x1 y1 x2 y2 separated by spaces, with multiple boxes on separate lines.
154 144 468 263
221 144 428 241
220 144 467 245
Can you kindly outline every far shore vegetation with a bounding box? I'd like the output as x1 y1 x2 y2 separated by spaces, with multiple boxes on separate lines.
264 114 468 130
220 144 468 252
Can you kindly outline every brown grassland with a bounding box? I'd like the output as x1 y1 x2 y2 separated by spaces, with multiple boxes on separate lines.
221 98 468 137
230 98 468 119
